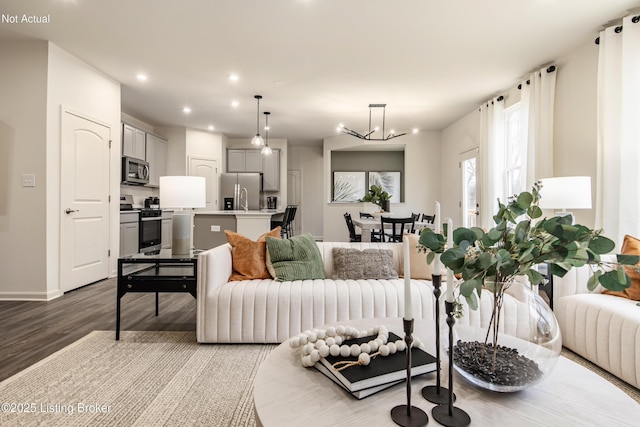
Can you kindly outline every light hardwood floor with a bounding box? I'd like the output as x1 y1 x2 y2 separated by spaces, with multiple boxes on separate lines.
0 277 196 381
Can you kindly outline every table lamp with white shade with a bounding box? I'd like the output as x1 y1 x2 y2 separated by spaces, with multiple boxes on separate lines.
538 176 592 223
160 176 206 255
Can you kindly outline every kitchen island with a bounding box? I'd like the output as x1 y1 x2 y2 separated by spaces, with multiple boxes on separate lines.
193 210 280 250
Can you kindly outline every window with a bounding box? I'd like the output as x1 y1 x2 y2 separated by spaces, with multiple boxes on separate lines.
504 103 523 198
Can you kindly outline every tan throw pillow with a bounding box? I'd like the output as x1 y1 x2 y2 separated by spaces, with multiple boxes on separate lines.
332 248 398 280
603 234 640 301
400 233 447 281
225 227 281 281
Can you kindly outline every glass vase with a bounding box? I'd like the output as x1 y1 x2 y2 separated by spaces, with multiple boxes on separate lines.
451 280 562 392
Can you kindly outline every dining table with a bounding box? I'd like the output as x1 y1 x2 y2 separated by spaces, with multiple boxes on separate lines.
351 215 434 242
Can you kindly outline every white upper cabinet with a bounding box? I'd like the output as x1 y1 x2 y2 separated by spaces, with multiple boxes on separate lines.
146 134 167 187
227 149 264 173
262 149 280 191
245 150 263 172
122 123 146 160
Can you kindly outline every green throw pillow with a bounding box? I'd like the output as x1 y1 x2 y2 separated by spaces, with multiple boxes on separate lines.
265 234 326 282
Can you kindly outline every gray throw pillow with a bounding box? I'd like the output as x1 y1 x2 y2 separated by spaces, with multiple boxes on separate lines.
332 248 398 280
265 234 326 282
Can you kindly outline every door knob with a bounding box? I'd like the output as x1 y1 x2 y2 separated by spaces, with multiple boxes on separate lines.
65 208 79 214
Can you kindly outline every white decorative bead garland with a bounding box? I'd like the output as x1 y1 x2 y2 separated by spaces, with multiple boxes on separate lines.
289 325 423 370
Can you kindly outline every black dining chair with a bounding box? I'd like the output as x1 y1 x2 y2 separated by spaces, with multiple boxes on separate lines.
344 212 361 242
284 205 298 238
421 213 435 224
380 216 416 242
271 206 292 238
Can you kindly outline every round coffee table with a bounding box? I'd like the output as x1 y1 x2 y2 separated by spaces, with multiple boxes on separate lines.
254 317 640 426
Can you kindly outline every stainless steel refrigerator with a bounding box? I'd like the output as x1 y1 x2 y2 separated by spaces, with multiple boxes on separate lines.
220 173 262 210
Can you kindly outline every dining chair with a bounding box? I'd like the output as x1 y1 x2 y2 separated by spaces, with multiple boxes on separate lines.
344 212 361 242
380 216 416 242
421 213 435 224
271 206 292 238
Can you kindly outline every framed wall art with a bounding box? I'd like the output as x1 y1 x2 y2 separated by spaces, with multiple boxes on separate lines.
332 171 366 202
368 171 401 203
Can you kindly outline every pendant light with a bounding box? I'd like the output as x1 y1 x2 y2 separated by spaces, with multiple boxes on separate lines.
251 95 264 146
261 111 272 155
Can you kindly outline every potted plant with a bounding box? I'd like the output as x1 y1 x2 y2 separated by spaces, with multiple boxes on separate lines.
360 185 391 212
418 182 638 391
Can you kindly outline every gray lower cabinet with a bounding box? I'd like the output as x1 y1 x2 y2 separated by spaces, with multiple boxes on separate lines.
120 211 139 257
161 211 173 248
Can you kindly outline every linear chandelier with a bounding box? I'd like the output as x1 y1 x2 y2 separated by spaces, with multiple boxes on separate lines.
339 104 408 141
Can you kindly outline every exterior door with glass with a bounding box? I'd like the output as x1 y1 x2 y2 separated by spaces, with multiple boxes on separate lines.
460 148 480 228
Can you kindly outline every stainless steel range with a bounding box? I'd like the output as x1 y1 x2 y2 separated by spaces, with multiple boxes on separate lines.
120 195 162 254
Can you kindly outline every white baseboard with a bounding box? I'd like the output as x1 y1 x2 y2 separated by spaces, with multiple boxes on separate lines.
0 289 63 301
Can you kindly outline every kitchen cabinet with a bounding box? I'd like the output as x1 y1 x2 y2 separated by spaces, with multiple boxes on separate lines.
120 211 140 257
122 124 146 160
227 149 263 173
146 134 167 187
262 149 280 191
161 210 173 248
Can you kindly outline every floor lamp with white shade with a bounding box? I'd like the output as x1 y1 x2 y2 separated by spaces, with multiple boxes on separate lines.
538 176 592 223
159 176 206 255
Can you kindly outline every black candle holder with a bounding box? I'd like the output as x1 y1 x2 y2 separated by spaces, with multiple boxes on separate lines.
421 274 456 405
431 301 471 427
390 318 429 427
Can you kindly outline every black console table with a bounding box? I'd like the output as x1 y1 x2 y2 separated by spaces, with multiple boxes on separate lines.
116 249 199 340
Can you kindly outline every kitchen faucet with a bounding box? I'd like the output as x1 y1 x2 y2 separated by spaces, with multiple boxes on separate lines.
240 187 248 212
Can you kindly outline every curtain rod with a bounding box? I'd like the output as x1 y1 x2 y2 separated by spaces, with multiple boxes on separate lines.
516 65 556 90
594 15 639 44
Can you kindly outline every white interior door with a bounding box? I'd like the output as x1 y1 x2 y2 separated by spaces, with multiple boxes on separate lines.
460 148 480 228
60 110 111 292
287 169 301 235
189 157 218 211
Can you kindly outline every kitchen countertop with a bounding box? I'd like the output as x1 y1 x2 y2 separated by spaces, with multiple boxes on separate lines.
194 210 280 216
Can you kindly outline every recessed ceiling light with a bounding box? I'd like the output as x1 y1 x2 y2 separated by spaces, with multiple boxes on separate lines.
229 74 239 82
136 73 148 81
208 125 215 131
412 128 419 134
231 101 239 108
182 106 191 114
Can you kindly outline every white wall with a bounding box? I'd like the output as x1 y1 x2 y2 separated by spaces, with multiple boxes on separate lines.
288 144 323 239
553 39 599 228
440 110 481 227
46 42 122 292
0 41 48 299
0 41 121 300
322 132 441 242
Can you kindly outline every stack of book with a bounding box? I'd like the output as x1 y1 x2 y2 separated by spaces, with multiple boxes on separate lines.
314 332 437 399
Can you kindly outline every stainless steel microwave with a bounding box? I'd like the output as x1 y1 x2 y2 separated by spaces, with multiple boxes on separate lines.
121 156 149 185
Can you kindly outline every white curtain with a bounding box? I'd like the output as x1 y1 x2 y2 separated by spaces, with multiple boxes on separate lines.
479 98 504 229
596 15 640 248
520 67 557 189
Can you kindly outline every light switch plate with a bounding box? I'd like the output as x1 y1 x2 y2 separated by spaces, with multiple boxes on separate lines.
22 173 36 187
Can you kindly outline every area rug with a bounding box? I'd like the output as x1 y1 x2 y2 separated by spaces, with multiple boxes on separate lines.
0 331 276 426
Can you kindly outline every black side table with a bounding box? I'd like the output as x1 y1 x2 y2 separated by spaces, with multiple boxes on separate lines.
116 249 199 340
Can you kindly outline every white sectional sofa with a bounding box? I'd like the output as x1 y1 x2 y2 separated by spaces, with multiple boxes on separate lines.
196 241 542 346
196 241 438 343
553 255 640 389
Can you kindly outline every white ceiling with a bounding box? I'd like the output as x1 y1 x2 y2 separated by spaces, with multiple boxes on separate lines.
1 0 639 145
